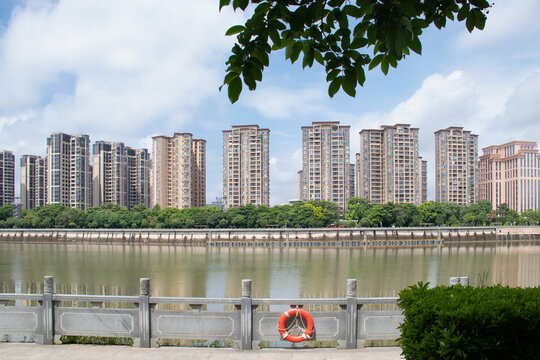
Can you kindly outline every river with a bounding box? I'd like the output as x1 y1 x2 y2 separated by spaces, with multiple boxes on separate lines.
0 243 539 298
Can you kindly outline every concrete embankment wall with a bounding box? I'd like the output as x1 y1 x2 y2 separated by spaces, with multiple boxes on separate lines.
1 226 538 246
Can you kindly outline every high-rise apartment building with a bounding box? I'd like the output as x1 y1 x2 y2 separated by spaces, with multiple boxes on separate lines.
435 127 478 205
46 132 92 210
0 150 15 207
479 141 540 212
152 133 206 209
126 147 151 209
358 124 426 205
20 155 47 210
92 141 150 209
421 160 428 204
223 125 270 209
298 121 354 211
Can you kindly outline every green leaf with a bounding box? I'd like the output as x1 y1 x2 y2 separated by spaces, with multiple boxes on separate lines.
368 54 384 70
328 77 342 98
350 37 368 49
269 28 281 48
289 41 303 64
225 25 246 36
388 52 397 68
353 21 368 39
223 71 238 86
228 76 242 104
343 5 363 18
326 68 340 82
394 30 408 56
254 2 271 15
237 0 249 11
219 0 231 11
252 48 269 67
470 0 490 8
302 42 314 68
381 56 389 75
474 9 486 30
466 12 476 32
457 4 469 22
314 50 324 65
356 67 366 86
342 75 356 97
409 36 422 55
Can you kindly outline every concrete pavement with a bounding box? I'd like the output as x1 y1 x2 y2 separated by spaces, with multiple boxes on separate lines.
0 343 404 360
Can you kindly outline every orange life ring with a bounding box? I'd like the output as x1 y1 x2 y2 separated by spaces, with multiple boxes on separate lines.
277 307 314 343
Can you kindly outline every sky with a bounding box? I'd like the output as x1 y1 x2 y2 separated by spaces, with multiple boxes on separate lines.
0 0 539 205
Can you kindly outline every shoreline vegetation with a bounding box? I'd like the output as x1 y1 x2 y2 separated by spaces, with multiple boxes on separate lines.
0 198 538 230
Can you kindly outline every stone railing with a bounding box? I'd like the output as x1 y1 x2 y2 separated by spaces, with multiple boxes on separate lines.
0 277 402 349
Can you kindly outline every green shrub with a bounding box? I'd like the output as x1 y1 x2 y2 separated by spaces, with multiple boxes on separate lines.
59 335 133 346
398 283 540 359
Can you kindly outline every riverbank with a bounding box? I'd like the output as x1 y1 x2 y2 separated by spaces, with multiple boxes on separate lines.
0 343 403 360
3 226 538 247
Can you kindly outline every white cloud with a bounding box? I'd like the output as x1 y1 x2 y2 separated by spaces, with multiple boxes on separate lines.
0 0 243 154
455 0 540 50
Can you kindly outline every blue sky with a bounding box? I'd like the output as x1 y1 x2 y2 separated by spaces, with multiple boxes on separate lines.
1 0 539 205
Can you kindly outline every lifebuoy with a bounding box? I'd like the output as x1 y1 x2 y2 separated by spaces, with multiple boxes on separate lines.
277 307 314 343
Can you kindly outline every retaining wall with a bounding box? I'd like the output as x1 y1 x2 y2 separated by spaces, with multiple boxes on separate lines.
0 226 538 247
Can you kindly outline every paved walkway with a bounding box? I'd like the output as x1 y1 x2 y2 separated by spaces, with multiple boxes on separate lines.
0 344 403 360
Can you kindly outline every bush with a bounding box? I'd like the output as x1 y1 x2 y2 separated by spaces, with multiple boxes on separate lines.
398 283 540 359
59 335 133 346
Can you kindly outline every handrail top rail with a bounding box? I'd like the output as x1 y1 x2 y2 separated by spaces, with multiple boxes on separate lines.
53 294 140 302
0 294 43 301
150 297 241 304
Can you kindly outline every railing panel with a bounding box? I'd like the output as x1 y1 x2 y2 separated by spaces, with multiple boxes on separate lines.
358 310 403 340
55 308 138 338
0 307 41 335
151 310 240 340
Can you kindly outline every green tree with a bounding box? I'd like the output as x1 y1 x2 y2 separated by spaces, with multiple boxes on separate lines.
346 197 371 221
0 205 13 221
395 203 420 227
220 0 490 102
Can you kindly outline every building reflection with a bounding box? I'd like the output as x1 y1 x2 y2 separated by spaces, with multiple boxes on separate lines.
0 243 538 299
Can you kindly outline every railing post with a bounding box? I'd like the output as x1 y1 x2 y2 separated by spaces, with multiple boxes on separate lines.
42 275 55 345
241 279 252 350
346 279 358 349
138 278 151 348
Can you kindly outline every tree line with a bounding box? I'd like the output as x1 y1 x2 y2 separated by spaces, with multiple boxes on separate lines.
0 198 538 229
0 200 340 229
345 198 540 227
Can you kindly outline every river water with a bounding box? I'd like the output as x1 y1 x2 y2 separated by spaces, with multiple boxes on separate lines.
0 243 539 298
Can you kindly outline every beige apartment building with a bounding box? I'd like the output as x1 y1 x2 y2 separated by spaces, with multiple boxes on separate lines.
435 127 478 205
222 125 270 209
0 150 15 207
93 141 150 209
357 124 426 205
479 141 540 212
152 133 206 209
126 147 151 209
20 155 47 210
46 133 92 210
298 121 354 211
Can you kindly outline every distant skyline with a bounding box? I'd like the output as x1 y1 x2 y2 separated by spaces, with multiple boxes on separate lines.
1 0 539 205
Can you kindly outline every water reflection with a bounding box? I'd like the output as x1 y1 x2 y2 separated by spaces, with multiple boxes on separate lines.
0 243 538 297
